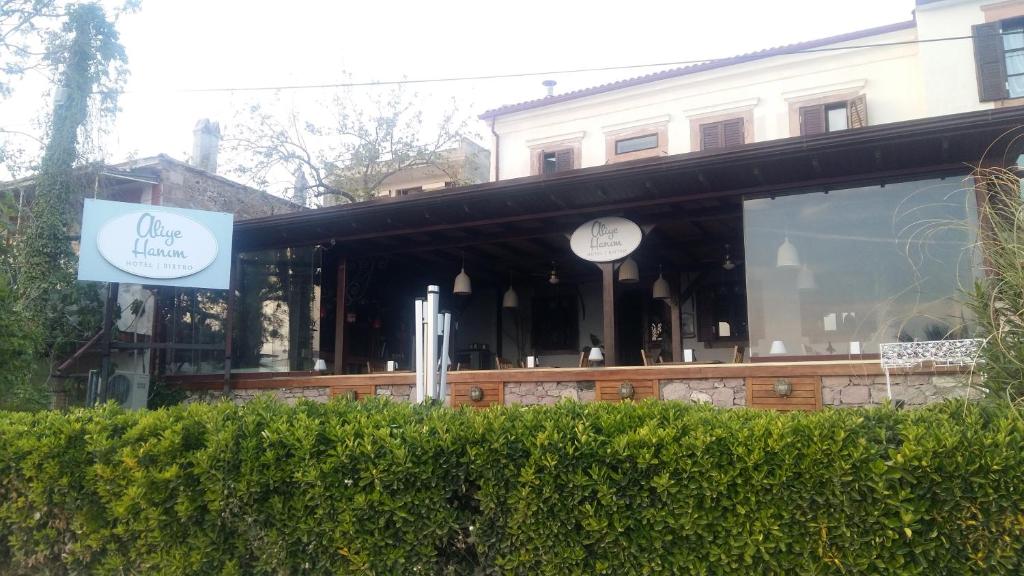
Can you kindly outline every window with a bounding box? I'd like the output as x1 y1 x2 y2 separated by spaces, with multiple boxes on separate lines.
798 95 866 136
615 134 658 155
973 18 1024 101
742 177 979 359
699 118 745 150
394 186 423 197
540 149 574 175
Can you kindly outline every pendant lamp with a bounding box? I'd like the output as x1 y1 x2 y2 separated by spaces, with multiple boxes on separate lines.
454 260 472 296
769 340 788 354
548 263 560 285
502 285 519 308
797 264 818 291
588 346 604 363
722 244 736 271
618 256 639 283
652 266 671 300
776 237 800 268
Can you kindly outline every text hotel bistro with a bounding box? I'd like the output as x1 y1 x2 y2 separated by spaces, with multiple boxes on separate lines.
77 198 233 402
150 108 1017 409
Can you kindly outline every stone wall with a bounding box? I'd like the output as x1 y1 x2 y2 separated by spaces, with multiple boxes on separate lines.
504 382 596 405
660 378 746 407
156 157 301 220
376 384 414 402
821 374 984 408
185 387 329 405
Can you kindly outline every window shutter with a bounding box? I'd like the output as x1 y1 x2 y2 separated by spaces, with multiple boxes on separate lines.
973 22 1009 102
555 149 574 172
723 118 745 147
799 105 826 136
847 94 868 128
700 123 722 150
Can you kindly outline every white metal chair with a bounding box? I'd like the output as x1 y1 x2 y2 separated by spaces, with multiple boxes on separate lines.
879 339 983 400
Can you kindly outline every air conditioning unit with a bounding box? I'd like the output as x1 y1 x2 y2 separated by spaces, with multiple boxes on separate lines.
88 371 150 410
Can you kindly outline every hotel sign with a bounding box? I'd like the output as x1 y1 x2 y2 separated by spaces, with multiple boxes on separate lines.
78 199 233 289
569 216 643 262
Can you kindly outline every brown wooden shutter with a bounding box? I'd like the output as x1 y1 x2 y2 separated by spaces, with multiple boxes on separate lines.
799 105 826 136
700 122 722 150
555 148 573 172
723 118 745 147
973 22 1009 102
847 94 868 128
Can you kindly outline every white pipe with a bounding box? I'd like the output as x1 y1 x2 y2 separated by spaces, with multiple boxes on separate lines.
414 298 425 403
424 286 439 401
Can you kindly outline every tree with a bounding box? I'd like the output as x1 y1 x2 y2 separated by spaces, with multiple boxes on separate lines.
8 2 127 407
226 84 477 205
0 0 62 98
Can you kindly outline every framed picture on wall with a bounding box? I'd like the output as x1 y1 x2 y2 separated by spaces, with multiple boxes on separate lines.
681 311 696 338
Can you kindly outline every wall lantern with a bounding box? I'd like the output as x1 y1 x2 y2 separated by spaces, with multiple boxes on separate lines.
454 260 472 296
776 237 801 268
619 381 635 400
469 386 485 402
502 286 519 309
773 378 793 397
652 266 671 300
617 256 639 283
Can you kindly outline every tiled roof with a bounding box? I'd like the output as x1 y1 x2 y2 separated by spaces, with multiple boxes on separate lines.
479 20 916 120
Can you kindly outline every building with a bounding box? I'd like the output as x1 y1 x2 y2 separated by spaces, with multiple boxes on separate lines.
2 119 303 400
154 1 1024 410
479 0 1015 180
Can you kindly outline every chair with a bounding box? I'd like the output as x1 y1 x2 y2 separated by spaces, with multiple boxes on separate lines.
640 349 650 366
366 360 387 374
495 357 515 370
732 345 745 364
579 350 589 368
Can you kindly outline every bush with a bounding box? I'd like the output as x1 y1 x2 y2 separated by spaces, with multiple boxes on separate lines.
1 399 1022 574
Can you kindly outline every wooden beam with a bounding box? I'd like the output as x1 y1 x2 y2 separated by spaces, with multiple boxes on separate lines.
669 297 682 363
333 259 347 374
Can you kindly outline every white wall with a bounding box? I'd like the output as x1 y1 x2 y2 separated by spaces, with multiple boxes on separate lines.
489 1 996 181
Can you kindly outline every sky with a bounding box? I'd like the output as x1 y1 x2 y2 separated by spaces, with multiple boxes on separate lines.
0 0 918 193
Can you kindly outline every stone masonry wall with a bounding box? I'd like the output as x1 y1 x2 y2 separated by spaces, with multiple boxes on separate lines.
660 378 746 407
157 158 301 220
504 382 596 405
821 374 984 408
184 386 330 405
376 384 414 402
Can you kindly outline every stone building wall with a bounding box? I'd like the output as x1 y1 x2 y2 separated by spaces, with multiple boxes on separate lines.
185 386 330 405
660 379 746 407
155 157 301 220
504 382 596 404
181 372 981 409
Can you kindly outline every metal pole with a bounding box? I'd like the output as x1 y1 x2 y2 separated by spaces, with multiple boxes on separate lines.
414 297 425 403
98 282 118 404
424 285 439 401
438 311 452 402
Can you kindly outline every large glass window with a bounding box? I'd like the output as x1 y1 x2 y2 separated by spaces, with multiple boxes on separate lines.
743 177 979 359
234 246 321 372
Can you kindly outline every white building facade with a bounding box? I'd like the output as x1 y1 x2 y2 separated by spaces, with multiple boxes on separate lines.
482 0 1019 180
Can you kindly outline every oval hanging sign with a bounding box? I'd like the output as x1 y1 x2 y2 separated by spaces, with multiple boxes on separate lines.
569 216 643 262
96 211 219 279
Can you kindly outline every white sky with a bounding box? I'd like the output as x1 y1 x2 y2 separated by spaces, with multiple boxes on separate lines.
0 0 917 191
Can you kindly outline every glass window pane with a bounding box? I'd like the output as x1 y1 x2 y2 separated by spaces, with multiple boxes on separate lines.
1009 73 1024 98
234 246 321 372
615 134 658 155
1004 26 1024 51
1007 51 1024 76
743 178 979 359
827 106 848 132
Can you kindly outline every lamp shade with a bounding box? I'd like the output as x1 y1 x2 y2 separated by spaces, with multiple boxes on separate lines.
502 286 519 308
617 257 639 283
652 272 671 300
454 266 472 295
769 340 788 354
776 237 800 268
796 264 817 290
588 346 604 362
314 358 327 372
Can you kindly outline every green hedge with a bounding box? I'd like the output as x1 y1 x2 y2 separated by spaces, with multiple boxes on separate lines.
1 400 1022 574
